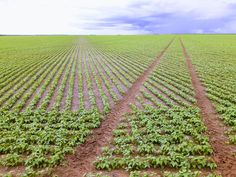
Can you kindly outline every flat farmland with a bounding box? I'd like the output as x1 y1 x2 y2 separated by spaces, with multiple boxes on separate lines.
0 35 235 177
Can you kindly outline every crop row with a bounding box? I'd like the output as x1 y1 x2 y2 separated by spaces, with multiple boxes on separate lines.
90 39 219 176
0 36 172 114
135 40 196 109
0 36 173 176
92 106 217 176
182 35 236 144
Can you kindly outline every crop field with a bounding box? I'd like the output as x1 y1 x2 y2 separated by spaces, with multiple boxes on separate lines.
0 35 235 177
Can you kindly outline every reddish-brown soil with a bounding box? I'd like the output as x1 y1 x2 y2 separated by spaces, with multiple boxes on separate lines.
53 39 173 177
94 168 214 177
180 39 236 177
0 165 25 176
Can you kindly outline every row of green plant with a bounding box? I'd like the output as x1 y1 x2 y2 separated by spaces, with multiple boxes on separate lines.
87 170 220 177
0 37 76 112
0 36 174 176
0 109 101 176
137 40 195 109
182 35 236 144
91 38 221 176
94 105 217 176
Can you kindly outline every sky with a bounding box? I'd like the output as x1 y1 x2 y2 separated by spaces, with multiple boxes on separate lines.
0 0 236 34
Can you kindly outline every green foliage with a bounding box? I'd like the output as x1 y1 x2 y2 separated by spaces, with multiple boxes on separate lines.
95 106 216 174
183 35 236 143
0 109 101 175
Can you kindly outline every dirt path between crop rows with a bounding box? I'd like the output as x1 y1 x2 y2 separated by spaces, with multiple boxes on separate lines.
54 39 174 177
180 39 236 177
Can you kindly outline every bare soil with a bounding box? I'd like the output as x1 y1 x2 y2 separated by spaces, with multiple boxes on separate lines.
53 40 173 177
146 80 180 106
141 86 166 107
0 165 25 176
72 48 80 111
60 51 75 110
85 51 104 112
102 55 133 88
95 49 128 93
92 50 123 100
47 48 75 111
81 53 91 110
90 52 115 108
20 59 59 112
155 81 193 105
134 98 143 109
36 54 70 109
180 38 236 177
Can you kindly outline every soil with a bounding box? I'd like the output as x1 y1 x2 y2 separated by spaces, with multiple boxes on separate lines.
146 80 180 106
36 53 69 109
3 58 52 110
20 58 60 112
94 168 213 177
95 49 128 93
0 165 25 176
60 51 76 110
47 48 75 111
180 38 236 177
53 40 173 177
72 48 80 111
92 50 123 100
155 81 193 105
85 50 104 112
134 98 143 109
13 65 46 110
102 55 133 89
90 51 115 108
81 52 91 110
141 86 166 107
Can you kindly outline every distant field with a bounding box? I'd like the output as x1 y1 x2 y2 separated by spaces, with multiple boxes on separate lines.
0 35 235 177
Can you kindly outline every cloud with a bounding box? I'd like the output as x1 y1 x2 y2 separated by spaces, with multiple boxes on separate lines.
0 0 236 34
213 20 236 33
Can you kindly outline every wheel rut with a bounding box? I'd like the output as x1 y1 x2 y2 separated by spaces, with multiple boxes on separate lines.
54 39 174 177
180 38 236 177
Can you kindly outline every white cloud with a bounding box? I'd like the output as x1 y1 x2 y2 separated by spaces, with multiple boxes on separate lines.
214 20 236 33
0 0 235 34
192 29 205 34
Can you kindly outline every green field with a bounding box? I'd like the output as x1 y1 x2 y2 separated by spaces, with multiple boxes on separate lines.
0 35 235 177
